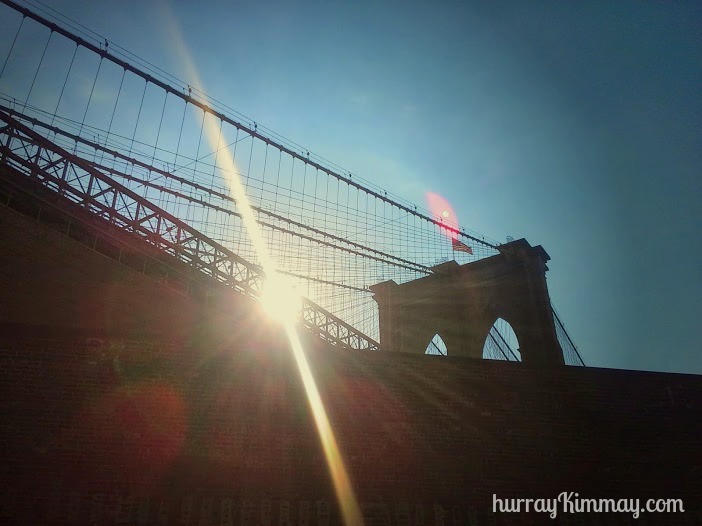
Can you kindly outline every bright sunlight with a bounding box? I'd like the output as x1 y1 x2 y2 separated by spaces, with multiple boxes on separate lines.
261 273 302 323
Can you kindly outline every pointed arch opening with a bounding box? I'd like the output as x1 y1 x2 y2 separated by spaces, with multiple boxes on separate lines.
425 333 447 356
482 318 521 361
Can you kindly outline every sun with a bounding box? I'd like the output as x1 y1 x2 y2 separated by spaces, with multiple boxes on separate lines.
442 209 450 218
261 273 302 323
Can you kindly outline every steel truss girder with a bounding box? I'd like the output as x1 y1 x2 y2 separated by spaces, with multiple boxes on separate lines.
0 110 380 351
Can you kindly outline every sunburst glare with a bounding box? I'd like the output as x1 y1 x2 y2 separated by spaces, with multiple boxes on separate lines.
160 8 364 524
261 272 302 324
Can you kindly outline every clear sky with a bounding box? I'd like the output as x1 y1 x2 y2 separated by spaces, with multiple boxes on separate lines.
5 0 701 374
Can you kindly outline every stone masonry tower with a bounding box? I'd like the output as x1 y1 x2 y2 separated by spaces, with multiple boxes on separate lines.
370 239 564 365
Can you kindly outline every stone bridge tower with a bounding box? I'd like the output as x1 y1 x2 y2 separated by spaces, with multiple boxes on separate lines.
370 239 564 365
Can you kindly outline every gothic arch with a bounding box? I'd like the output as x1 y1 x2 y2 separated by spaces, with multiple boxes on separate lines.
425 333 448 356
482 318 521 361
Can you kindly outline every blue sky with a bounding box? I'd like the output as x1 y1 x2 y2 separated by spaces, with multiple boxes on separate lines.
4 1 701 373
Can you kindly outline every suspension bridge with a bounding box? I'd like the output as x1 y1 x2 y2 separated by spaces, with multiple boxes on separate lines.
0 0 584 366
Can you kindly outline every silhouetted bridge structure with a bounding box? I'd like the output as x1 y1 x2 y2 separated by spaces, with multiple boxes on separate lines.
0 0 582 366
3 3 702 525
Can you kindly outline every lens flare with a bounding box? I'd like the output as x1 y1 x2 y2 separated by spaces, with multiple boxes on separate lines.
426 191 458 240
161 8 363 524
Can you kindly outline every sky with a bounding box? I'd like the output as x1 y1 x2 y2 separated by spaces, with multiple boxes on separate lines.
2 0 700 374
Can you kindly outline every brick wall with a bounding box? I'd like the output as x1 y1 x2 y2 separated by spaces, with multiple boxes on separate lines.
2 333 701 525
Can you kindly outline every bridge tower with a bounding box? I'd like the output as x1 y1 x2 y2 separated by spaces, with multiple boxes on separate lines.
370 238 564 365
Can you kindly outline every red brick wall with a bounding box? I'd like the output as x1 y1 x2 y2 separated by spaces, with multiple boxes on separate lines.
2 333 701 525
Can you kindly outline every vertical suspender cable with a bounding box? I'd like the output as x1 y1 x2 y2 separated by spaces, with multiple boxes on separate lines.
274 148 281 214
25 31 52 108
173 101 187 169
191 109 205 185
173 102 187 220
50 42 77 127
105 68 125 139
99 67 125 165
212 118 223 180
246 129 254 189
78 56 102 137
0 15 24 79
128 80 147 157
260 143 268 205
151 92 167 167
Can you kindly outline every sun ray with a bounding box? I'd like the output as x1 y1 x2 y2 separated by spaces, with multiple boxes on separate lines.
159 8 363 524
